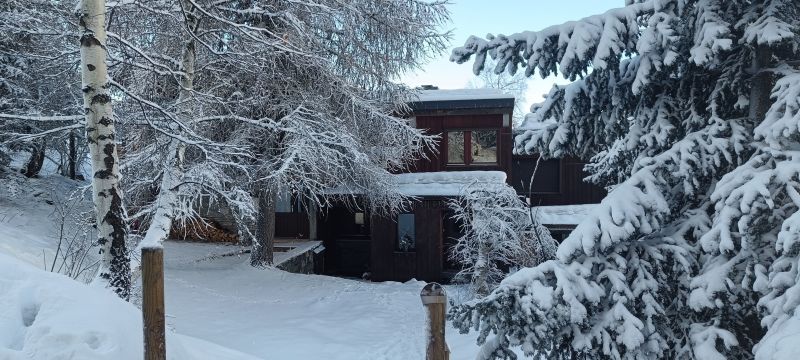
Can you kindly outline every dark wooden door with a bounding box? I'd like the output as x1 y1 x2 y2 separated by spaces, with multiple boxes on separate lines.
415 204 443 282
275 212 309 239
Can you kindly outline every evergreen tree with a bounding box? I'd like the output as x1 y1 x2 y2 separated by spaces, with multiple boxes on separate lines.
448 0 799 358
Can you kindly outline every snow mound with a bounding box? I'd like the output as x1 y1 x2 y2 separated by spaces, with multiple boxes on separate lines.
394 171 507 196
0 252 256 360
0 172 92 268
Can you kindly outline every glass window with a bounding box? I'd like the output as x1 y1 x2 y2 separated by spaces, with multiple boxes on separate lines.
275 186 292 213
471 130 498 164
396 213 416 252
275 194 292 213
354 212 365 225
447 131 465 164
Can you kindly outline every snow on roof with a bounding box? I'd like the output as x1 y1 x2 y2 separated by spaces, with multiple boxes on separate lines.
323 171 508 197
394 171 507 196
531 204 597 226
518 117 557 132
413 88 515 102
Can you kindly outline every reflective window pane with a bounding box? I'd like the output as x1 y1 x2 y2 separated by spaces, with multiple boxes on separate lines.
471 130 498 163
396 213 416 252
275 189 292 213
447 131 465 164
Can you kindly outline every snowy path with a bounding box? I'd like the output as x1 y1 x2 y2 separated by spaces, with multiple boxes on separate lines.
162 242 482 360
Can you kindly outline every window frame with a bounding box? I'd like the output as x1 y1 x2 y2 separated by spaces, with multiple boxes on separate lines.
444 128 500 166
395 213 416 252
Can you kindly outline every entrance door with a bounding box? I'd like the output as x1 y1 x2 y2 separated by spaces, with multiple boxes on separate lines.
274 193 309 239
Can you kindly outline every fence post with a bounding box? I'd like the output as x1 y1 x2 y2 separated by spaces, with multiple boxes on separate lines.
421 282 449 360
142 247 166 360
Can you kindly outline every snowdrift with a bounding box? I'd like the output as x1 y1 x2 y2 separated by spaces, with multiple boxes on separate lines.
0 252 257 360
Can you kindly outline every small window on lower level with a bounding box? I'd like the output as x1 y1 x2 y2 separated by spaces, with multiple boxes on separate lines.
396 213 416 252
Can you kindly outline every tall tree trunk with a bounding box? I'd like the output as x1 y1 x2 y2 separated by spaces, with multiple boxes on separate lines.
135 3 197 253
308 200 318 240
22 138 45 178
474 241 491 297
749 45 773 125
135 140 180 255
251 189 276 267
739 44 773 347
68 131 77 180
78 0 130 299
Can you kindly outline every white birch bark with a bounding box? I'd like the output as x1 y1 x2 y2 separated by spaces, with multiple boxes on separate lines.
78 0 130 299
135 140 180 252
137 2 196 251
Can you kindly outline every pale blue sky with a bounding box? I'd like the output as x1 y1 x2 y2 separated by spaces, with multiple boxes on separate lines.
401 0 623 111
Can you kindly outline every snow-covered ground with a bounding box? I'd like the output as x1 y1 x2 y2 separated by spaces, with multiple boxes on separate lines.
0 252 260 360
162 241 481 360
0 171 91 267
0 172 486 359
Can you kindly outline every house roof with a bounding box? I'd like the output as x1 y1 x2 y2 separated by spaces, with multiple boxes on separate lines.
322 170 508 197
531 204 597 226
408 89 515 112
394 171 507 196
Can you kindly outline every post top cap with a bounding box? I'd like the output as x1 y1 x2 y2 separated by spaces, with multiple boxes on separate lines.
420 282 446 297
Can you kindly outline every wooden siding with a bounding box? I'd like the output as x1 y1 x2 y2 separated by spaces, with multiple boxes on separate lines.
318 206 371 277
370 199 445 282
275 213 309 239
512 155 606 205
412 114 513 182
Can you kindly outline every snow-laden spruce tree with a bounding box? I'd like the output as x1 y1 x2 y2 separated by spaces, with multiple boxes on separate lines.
448 0 799 358
449 182 556 298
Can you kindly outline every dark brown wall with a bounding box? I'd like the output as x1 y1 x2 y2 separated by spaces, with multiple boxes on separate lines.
512 155 606 206
370 199 444 282
275 213 309 239
412 113 513 182
317 206 371 276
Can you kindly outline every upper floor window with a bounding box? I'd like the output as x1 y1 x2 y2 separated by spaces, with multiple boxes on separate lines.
446 129 498 165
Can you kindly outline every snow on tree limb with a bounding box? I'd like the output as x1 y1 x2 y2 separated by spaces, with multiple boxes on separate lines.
448 1 800 358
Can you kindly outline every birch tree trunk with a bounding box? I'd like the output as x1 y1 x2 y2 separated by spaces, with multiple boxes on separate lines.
78 0 130 299
251 189 276 267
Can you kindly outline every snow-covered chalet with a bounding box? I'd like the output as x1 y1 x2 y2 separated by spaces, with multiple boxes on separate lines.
307 88 606 282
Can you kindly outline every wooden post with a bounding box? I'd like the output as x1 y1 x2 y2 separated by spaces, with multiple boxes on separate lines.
421 282 449 360
142 247 166 360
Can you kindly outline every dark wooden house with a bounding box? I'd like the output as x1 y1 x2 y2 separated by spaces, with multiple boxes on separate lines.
312 89 605 282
